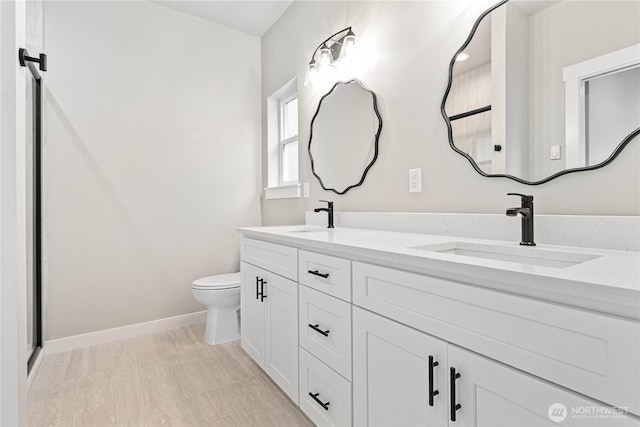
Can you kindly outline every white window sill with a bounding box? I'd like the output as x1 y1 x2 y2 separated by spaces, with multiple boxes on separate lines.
264 184 301 200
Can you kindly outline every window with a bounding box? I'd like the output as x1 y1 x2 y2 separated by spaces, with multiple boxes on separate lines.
279 93 298 185
266 79 301 199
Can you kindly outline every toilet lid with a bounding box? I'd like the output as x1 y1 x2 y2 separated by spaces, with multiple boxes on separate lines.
192 272 241 290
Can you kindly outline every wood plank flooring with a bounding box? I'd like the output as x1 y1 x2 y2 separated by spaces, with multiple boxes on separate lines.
28 323 313 427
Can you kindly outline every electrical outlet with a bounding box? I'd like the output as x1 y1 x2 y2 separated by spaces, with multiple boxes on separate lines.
550 145 561 160
409 168 422 192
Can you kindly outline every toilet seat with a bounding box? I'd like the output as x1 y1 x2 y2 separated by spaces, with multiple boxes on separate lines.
192 272 241 290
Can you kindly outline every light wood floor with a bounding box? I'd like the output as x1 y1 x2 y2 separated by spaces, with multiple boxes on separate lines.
28 323 313 427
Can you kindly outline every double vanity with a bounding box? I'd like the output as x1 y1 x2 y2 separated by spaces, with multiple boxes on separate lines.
243 0 640 423
238 224 640 426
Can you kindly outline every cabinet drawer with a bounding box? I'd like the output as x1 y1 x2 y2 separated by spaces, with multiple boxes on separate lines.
353 261 640 415
241 237 298 281
299 348 352 427
299 250 351 301
300 285 352 380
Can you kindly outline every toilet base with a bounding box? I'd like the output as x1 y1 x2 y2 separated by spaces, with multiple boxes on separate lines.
203 305 240 345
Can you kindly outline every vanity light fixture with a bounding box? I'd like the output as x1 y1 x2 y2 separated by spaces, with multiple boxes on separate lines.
305 27 358 88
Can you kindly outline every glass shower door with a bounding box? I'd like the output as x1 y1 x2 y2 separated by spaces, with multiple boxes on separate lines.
20 48 44 372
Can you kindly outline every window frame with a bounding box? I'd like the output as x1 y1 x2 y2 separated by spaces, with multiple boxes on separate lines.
563 43 640 168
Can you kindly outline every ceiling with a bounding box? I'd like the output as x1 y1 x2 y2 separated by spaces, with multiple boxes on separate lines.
151 1 294 37
453 14 491 75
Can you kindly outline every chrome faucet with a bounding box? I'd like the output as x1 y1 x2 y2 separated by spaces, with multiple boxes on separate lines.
506 193 536 246
314 200 334 229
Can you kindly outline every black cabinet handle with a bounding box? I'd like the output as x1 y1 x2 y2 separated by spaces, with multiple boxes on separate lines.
309 392 330 411
450 367 461 422
256 277 267 302
308 270 329 279
308 324 330 337
260 279 267 302
428 356 439 406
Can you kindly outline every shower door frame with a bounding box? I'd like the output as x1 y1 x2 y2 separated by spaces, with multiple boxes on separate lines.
22 49 43 373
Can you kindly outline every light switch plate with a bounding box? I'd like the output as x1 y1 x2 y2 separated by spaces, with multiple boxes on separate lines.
303 182 309 198
550 145 561 160
409 168 422 192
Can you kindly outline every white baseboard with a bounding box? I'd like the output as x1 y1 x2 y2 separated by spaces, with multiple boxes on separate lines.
44 310 207 354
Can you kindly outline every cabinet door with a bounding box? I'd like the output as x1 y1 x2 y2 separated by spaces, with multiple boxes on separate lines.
448 345 640 426
353 307 448 427
264 271 299 404
240 262 266 366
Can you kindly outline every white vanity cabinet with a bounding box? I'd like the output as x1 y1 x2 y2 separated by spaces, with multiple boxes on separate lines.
352 261 640 416
354 307 639 427
239 232 640 427
240 238 299 403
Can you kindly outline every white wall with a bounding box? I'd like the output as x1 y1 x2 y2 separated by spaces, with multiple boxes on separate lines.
44 1 262 340
502 3 529 178
261 0 640 226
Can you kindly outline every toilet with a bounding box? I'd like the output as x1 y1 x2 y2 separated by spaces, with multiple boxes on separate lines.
191 272 241 345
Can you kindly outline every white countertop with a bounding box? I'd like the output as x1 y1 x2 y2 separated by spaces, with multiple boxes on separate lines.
238 225 640 320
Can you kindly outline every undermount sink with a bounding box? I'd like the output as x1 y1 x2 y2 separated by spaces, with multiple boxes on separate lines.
282 227 328 233
408 241 601 269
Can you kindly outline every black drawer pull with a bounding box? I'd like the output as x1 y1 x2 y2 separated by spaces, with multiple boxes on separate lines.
309 392 330 410
255 277 260 300
450 367 461 422
308 324 330 337
428 356 439 406
308 270 329 279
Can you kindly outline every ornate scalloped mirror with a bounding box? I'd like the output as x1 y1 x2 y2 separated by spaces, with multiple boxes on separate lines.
309 79 382 194
442 0 640 185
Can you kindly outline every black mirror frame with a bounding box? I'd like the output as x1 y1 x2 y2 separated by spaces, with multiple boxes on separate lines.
441 0 640 186
309 79 383 195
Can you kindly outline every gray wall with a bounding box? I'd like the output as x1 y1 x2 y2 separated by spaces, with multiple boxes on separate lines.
261 0 640 226
44 1 262 340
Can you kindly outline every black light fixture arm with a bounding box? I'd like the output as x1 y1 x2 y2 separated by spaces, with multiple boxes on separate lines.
308 26 353 64
19 48 47 72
